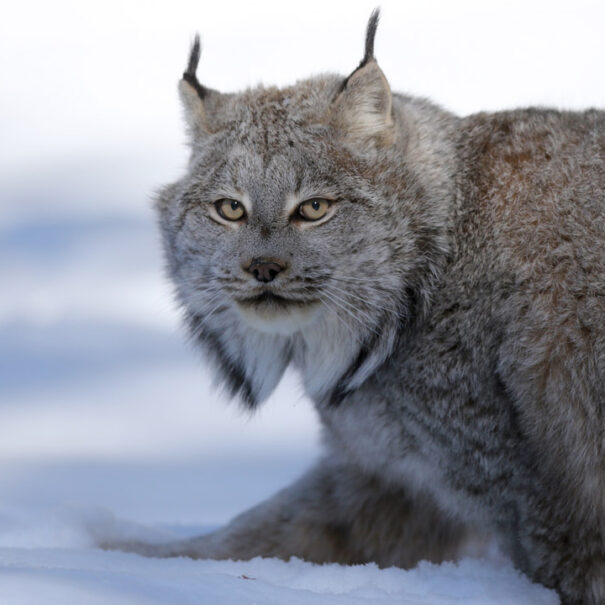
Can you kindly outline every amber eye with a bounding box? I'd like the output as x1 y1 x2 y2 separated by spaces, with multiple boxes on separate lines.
215 198 246 221
297 198 331 221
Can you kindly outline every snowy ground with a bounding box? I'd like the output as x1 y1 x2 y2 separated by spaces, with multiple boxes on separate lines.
0 550 558 605
4 0 603 602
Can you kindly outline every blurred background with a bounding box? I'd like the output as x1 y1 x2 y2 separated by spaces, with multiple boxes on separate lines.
1 0 604 538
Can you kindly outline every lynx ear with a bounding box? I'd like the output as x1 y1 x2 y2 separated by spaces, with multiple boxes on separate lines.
179 35 212 138
330 10 394 147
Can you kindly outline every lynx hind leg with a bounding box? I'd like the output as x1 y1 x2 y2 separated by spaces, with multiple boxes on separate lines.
104 460 487 568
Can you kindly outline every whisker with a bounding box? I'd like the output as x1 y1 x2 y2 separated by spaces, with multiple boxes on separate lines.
320 288 381 338
317 293 364 344
326 281 394 315
328 274 385 285
188 290 228 323
324 286 381 326
205 299 229 321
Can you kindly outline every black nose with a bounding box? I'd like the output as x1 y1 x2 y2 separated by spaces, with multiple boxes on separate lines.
245 258 286 283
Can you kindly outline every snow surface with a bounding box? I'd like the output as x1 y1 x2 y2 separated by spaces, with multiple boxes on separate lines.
4 0 602 601
0 549 557 605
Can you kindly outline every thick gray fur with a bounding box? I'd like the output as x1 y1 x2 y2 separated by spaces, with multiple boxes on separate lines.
111 12 605 604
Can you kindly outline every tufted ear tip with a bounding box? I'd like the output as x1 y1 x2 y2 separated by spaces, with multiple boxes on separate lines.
182 34 207 100
178 34 212 139
361 8 380 68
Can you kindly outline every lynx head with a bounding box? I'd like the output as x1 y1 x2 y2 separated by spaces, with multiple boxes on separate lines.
156 10 454 407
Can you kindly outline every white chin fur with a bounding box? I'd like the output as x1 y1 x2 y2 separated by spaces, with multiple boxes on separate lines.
235 301 321 335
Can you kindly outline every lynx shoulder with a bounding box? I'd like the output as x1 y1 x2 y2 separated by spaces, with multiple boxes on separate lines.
119 11 604 604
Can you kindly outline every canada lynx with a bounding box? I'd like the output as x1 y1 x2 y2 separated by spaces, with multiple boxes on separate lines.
114 11 605 604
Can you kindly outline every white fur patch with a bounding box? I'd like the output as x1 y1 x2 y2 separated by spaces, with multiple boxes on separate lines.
234 300 321 336
219 319 291 404
294 316 359 399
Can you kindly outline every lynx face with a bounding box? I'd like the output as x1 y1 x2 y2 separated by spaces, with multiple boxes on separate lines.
156 24 454 404
168 100 413 339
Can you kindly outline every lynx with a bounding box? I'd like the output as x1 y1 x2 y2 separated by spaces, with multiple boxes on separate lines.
111 11 605 604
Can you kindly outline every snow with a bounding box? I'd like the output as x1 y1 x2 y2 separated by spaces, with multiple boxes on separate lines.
0 550 557 605
3 0 601 602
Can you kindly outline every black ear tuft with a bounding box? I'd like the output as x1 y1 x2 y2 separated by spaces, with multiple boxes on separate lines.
362 8 380 67
182 34 207 100
339 8 381 94
185 34 201 76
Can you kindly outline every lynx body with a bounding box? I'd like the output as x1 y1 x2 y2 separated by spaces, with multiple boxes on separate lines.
120 13 605 604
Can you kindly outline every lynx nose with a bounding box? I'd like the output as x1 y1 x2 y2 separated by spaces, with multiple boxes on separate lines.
245 258 286 283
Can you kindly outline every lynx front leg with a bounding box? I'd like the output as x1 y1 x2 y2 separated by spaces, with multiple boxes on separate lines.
104 459 484 567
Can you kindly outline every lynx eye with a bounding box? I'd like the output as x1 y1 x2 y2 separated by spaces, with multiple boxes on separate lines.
297 198 331 221
215 198 246 221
